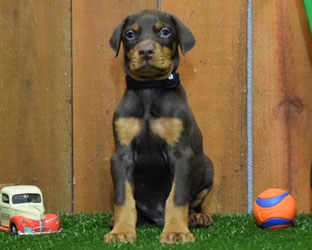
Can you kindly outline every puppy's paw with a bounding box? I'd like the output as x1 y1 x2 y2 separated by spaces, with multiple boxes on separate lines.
160 231 195 244
105 232 136 244
189 213 214 228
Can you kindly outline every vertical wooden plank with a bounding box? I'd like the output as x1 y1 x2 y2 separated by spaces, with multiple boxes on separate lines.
0 1 72 212
162 0 247 213
73 0 157 212
253 0 312 212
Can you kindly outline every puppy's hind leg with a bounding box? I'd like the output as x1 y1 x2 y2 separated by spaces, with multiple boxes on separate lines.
189 156 214 228
189 189 214 228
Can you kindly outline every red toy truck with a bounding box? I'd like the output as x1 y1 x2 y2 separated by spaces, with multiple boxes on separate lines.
0 185 62 235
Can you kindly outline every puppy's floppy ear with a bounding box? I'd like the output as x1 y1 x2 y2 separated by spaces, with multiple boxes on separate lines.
171 15 196 55
109 18 127 57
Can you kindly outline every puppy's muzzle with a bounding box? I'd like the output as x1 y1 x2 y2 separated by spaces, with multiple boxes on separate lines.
138 41 156 61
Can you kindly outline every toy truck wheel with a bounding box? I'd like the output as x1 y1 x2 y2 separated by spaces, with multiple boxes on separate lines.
11 224 18 235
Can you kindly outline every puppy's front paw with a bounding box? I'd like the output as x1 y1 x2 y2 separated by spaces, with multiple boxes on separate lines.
105 231 137 244
160 231 195 244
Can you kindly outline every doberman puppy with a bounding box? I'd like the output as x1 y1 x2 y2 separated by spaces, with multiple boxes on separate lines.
105 10 214 244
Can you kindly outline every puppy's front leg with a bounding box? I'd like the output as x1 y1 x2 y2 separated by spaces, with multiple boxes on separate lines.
105 147 137 244
160 147 195 244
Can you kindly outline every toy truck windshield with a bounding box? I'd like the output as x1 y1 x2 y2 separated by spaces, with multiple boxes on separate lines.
12 193 42 204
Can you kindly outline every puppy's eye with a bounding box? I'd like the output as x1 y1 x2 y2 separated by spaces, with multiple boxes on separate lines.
159 27 171 38
125 30 136 41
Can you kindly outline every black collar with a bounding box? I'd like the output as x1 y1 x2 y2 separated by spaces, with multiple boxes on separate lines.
126 73 180 90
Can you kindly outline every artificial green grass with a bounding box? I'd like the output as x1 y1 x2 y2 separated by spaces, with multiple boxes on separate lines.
1 213 312 250
304 0 312 34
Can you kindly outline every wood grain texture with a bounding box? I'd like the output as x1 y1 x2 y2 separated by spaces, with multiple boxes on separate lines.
73 0 157 212
0 1 72 212
253 0 312 212
162 0 247 213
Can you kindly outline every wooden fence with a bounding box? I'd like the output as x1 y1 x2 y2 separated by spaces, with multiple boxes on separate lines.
0 0 311 214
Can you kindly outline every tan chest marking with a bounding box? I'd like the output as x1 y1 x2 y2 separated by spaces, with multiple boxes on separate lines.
115 118 143 146
151 118 184 147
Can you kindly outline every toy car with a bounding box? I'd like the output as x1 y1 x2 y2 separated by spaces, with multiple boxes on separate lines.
0 185 62 235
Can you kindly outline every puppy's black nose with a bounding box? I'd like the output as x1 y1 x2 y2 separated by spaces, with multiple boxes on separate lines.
138 42 155 61
139 49 155 60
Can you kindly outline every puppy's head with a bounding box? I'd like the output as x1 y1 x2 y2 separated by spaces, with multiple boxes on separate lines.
110 10 196 81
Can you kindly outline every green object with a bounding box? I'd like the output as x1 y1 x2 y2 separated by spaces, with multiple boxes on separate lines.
1 213 312 250
304 0 312 33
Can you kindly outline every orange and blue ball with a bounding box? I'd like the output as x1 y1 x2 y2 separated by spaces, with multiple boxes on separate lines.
254 188 297 230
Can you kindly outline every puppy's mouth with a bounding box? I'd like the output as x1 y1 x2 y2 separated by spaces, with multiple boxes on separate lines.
136 63 169 76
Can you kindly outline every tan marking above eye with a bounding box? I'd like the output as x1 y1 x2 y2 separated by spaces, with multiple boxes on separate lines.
151 118 184 146
132 23 140 33
155 21 164 30
115 118 143 146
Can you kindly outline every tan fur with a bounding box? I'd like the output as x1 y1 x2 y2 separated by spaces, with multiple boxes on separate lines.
105 181 137 244
155 21 164 30
127 41 174 80
190 188 209 208
160 182 194 244
115 118 142 146
156 44 174 70
151 118 184 147
132 23 140 33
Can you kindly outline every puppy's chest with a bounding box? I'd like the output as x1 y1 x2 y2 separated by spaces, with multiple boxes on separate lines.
115 116 183 147
114 92 184 147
